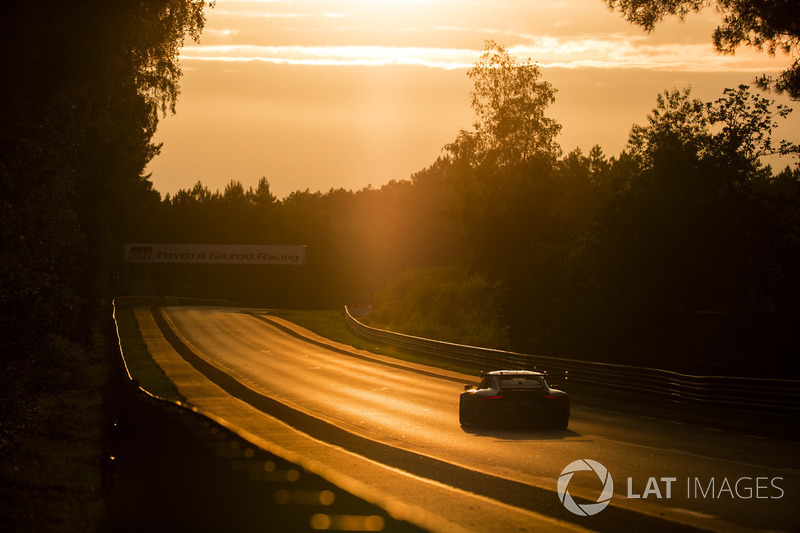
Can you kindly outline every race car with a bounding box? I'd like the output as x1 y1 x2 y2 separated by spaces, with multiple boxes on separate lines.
459 370 569 429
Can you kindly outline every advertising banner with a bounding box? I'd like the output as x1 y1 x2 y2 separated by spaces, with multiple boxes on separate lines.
124 244 305 265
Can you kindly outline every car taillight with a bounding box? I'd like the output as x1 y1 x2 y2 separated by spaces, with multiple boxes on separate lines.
544 395 562 399
482 395 503 399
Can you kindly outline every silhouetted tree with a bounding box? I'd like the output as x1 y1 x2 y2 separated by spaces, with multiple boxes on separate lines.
1 0 209 368
559 86 799 373
249 177 278 208
553 146 616 232
605 0 800 99
444 41 568 350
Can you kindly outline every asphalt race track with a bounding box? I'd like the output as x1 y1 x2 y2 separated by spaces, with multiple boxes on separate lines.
137 305 799 532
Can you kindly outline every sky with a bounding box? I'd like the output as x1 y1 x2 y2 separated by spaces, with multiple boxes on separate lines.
146 0 800 200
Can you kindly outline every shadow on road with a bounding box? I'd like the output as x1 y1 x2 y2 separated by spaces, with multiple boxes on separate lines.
460 425 581 440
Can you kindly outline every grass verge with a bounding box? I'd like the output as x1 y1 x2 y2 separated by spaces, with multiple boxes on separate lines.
269 309 482 376
113 304 183 403
0 327 108 532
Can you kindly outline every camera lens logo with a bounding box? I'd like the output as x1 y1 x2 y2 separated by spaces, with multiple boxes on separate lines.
557 459 614 516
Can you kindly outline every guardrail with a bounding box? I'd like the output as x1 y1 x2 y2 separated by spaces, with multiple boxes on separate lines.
344 306 800 415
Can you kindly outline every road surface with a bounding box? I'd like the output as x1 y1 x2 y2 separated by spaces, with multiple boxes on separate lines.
137 305 799 532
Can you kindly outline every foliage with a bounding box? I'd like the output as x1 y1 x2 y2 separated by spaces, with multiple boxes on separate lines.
629 85 798 174
152 160 463 308
445 42 562 253
443 42 581 351
384 44 798 375
604 0 800 99
554 146 617 232
367 264 509 349
557 86 799 373
445 41 562 242
459 40 561 166
1 3 210 527
124 0 211 124
1 0 209 357
0 7 210 529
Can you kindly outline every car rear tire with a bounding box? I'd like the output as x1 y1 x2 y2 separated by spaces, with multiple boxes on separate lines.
459 398 473 427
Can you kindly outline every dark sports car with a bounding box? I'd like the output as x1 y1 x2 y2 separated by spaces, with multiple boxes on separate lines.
459 370 569 429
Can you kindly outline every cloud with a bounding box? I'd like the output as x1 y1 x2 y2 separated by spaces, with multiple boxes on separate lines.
214 9 346 18
180 37 786 72
214 0 290 3
180 44 477 68
203 28 241 38
190 1 788 75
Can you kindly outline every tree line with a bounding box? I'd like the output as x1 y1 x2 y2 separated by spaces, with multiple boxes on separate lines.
136 45 799 377
1 0 208 401
1 2 212 526
126 163 463 308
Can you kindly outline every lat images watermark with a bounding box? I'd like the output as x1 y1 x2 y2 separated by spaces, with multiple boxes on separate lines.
557 459 614 516
557 460 785 516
